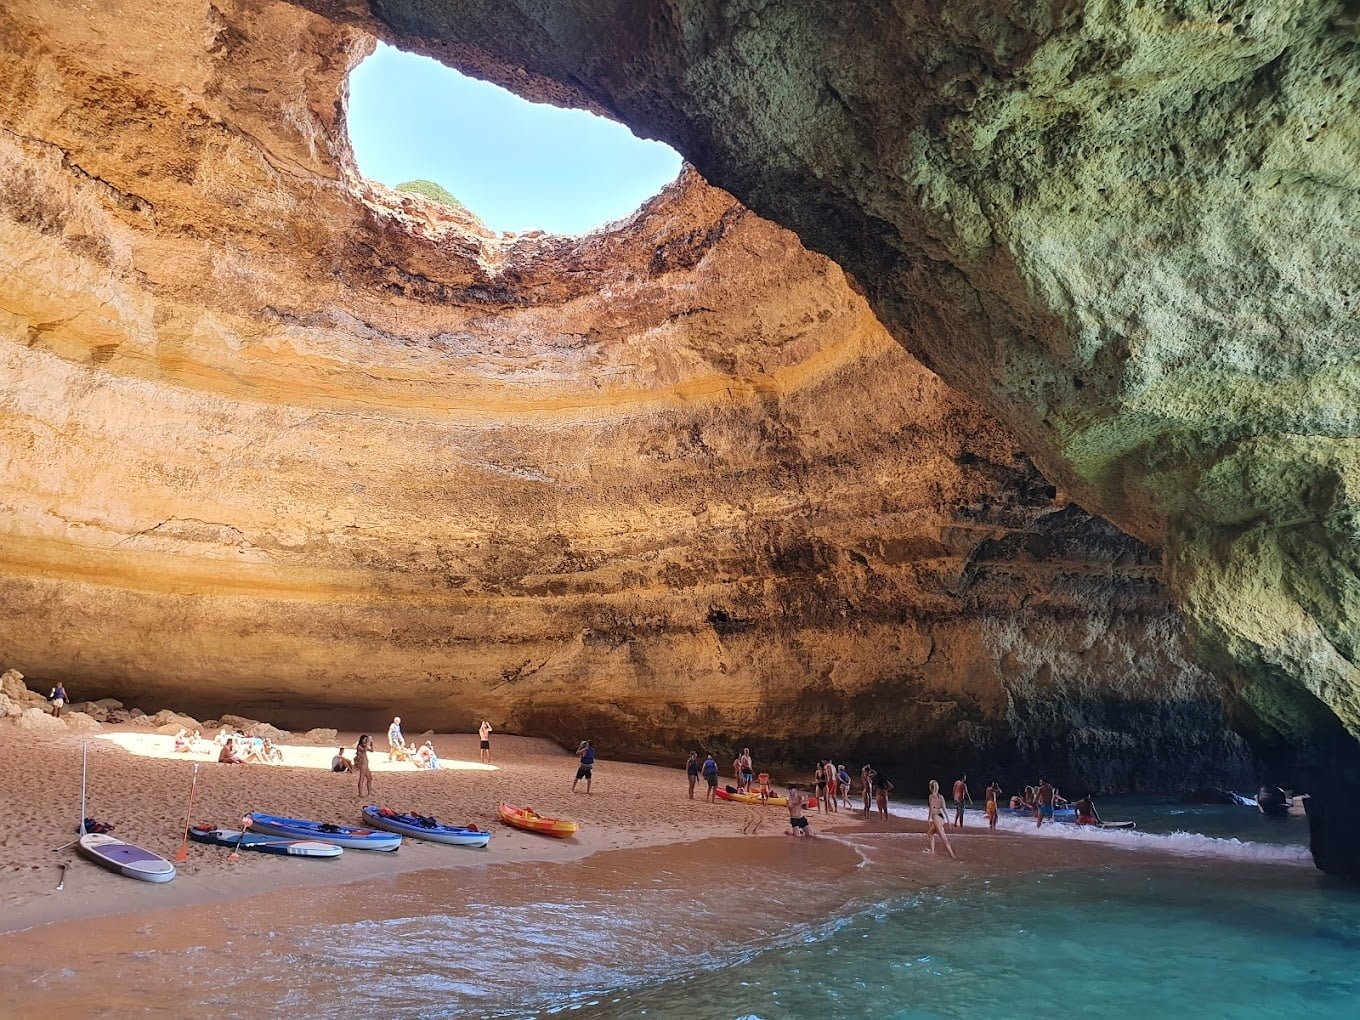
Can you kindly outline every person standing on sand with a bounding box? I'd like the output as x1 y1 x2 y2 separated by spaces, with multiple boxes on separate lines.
739 747 755 792
48 682 68 718
686 751 700 799
925 780 957 858
356 734 374 796
786 785 812 837
478 720 492 764
702 752 719 802
838 764 853 809
861 764 877 819
733 754 746 793
985 780 1001 830
876 776 894 818
825 762 839 813
573 739 596 794
386 717 403 762
952 774 972 829
1035 777 1055 828
813 761 828 814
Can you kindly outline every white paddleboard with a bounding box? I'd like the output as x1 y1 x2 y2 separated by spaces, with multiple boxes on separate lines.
77 832 177 883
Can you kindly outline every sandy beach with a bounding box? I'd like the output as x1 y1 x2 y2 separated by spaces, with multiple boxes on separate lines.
0 722 1205 938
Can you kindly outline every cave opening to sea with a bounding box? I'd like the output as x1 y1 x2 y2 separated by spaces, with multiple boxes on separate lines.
346 42 683 236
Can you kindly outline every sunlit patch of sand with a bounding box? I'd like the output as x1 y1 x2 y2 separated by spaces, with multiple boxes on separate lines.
95 732 498 773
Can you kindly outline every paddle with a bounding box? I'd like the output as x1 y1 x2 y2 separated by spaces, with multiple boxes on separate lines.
227 815 251 862
174 764 200 863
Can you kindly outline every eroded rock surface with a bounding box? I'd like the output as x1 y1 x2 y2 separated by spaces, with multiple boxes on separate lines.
0 0 1255 788
292 0 1360 785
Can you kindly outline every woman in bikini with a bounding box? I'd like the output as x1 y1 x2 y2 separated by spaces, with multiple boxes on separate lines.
355 734 374 797
814 761 828 813
926 779 956 859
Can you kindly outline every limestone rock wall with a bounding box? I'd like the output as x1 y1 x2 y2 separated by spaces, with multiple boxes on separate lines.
0 0 1252 788
300 0 1360 761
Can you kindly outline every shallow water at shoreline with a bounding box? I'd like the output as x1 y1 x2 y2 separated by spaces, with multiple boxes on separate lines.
5 821 1355 1018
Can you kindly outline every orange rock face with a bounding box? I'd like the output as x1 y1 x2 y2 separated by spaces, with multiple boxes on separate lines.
0 0 1250 787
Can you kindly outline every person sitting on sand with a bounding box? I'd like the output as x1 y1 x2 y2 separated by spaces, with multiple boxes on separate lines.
786 785 812 838
702 753 719 802
355 734 374 796
173 728 193 753
218 737 245 765
331 747 354 773
926 779 957 858
261 738 283 764
416 740 441 770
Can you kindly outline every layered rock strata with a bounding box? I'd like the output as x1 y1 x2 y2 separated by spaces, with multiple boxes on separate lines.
295 0 1360 864
0 0 1253 789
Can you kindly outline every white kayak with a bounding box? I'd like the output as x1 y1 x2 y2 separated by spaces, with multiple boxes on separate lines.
77 832 177 883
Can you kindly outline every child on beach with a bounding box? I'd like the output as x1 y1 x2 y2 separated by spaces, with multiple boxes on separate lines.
786 785 812 837
356 734 374 796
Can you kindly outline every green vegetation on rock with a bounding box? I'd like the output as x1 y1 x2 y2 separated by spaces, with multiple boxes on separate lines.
395 179 483 225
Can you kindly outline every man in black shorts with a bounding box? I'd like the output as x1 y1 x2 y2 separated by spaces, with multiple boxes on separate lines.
478 720 492 764
572 740 596 794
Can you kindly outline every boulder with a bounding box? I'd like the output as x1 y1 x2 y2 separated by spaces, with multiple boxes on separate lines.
15 707 66 732
70 702 109 722
126 713 152 727
217 714 259 732
1 670 48 709
129 708 146 718
106 708 131 724
92 698 124 711
150 709 201 731
301 727 339 746
0 691 19 718
246 722 291 744
63 712 102 733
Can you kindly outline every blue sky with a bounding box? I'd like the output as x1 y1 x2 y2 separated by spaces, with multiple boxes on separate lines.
347 44 682 235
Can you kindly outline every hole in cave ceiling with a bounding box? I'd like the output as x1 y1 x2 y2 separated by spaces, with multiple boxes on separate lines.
347 42 683 237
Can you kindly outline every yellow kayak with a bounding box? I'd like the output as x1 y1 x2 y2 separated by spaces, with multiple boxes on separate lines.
498 802 580 838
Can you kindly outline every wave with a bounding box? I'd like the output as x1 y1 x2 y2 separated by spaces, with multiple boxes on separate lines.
876 803 1312 864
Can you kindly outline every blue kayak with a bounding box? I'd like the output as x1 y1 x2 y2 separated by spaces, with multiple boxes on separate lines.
361 805 492 848
188 824 343 858
246 811 402 851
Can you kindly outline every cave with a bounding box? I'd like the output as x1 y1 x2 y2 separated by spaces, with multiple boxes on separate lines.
2 0 1358 886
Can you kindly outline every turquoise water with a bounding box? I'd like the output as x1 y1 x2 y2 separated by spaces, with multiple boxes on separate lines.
583 861 1360 1019
6 818 1354 1018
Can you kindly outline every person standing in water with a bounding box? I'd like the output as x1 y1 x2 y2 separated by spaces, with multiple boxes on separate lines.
926 780 957 858
478 720 492 764
355 734 374 797
875 775 894 818
952 774 972 829
701 752 719 802
1035 777 1055 828
985 780 1001 830
685 751 700 799
786 785 812 837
